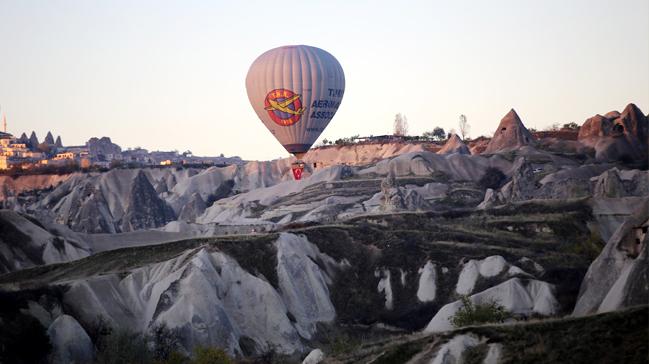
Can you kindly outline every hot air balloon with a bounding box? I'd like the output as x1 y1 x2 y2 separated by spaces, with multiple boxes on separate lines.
246 45 345 180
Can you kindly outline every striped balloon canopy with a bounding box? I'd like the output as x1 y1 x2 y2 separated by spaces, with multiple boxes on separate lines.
245 45 345 160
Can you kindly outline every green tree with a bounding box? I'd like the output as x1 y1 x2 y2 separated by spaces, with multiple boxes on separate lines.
450 296 510 328
562 122 579 130
432 127 446 141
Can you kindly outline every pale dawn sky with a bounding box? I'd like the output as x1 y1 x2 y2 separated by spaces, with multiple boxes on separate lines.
0 0 647 160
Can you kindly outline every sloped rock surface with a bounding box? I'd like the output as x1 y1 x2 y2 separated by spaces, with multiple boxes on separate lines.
47 315 94 364
425 278 559 333
19 159 302 233
438 134 470 155
577 103 648 162
0 210 90 273
120 171 176 231
484 109 535 153
62 233 342 356
573 199 649 316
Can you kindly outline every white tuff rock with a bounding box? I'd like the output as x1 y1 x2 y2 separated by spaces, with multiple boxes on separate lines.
417 261 437 302
426 278 559 333
47 315 94 364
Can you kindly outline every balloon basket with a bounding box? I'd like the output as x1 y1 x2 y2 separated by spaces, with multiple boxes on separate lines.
291 161 305 180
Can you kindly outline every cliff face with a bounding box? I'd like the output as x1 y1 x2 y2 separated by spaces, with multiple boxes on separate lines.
302 142 433 168
0 174 75 201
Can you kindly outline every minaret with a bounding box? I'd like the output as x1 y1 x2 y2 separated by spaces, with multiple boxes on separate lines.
2 114 6 133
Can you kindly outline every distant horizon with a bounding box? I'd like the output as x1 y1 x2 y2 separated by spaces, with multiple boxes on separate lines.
1 0 647 160
2 101 646 159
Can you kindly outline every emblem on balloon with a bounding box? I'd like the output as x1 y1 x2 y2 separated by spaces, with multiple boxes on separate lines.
264 89 305 126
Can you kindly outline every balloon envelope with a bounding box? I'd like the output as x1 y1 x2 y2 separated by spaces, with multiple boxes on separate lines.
245 45 345 157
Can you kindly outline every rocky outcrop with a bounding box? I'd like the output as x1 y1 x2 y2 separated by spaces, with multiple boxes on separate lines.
18 132 29 144
498 158 536 202
577 103 648 162
31 167 240 233
369 151 513 181
0 206 594 360
591 168 649 198
573 199 649 316
455 255 532 295
29 131 39 149
86 136 121 158
177 193 207 222
47 315 94 364
62 233 342 356
120 171 176 231
0 210 90 273
477 188 504 209
484 109 535 153
0 173 75 203
302 348 324 364
438 134 470 155
44 131 55 145
425 278 559 333
429 334 484 364
303 142 430 169
379 171 431 212
380 171 405 211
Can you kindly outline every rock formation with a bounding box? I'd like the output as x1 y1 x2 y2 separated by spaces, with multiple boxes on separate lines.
438 134 470 155
86 136 122 159
0 200 599 360
378 170 430 211
57 233 341 356
47 315 94 364
29 131 39 149
380 170 405 211
44 131 55 145
577 103 648 162
591 168 649 198
177 192 207 222
484 109 535 153
0 210 90 273
120 170 176 232
497 158 536 201
425 278 558 333
302 348 324 364
573 199 649 316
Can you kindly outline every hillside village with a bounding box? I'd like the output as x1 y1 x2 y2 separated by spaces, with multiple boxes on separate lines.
0 125 243 172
